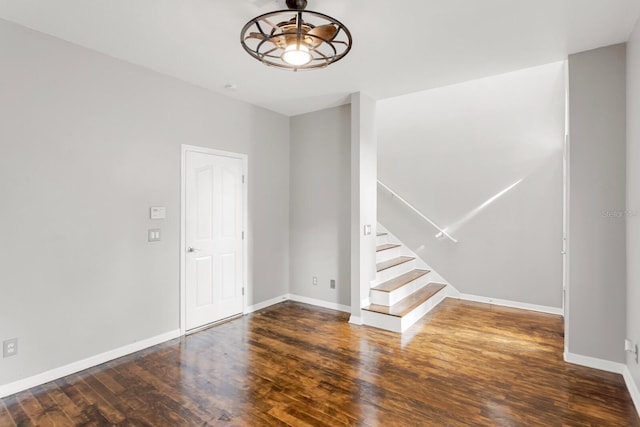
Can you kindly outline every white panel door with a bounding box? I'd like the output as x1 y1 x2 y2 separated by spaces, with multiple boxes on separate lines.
185 150 244 330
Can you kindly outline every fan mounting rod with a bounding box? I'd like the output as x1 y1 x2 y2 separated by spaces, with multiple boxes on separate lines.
286 0 307 10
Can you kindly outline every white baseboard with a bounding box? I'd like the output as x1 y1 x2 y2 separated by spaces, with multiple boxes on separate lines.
245 294 288 313
287 294 351 313
246 293 352 315
623 366 640 417
564 352 625 374
0 329 181 399
458 293 563 316
348 315 363 325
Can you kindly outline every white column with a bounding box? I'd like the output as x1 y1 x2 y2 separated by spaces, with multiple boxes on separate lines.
350 92 377 324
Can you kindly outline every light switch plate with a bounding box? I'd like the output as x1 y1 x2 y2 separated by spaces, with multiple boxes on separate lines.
364 224 372 236
150 207 166 219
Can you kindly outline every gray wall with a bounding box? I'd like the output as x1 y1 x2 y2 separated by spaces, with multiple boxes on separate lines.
628 19 640 384
568 44 627 362
289 105 351 306
0 19 290 385
377 62 565 308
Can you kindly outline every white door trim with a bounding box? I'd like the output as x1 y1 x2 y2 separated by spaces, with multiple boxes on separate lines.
180 144 248 336
563 60 571 355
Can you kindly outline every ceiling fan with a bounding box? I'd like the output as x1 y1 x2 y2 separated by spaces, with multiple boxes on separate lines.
240 0 352 71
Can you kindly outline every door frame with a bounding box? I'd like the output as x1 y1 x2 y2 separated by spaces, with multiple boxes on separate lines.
180 144 248 336
563 59 571 356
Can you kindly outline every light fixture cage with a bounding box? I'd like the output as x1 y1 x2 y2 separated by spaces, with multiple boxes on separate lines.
240 5 352 71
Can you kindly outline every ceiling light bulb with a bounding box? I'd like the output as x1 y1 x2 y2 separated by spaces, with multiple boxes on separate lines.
282 44 312 66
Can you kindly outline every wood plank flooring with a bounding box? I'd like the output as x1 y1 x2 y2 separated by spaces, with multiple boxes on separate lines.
1 299 639 426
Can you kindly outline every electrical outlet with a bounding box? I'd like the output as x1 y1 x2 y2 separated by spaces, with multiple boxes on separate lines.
330 279 336 289
3 338 18 358
312 276 318 286
148 229 161 242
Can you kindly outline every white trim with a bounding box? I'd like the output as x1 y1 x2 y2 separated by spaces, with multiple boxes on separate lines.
458 294 563 316
180 145 248 335
245 294 288 314
0 329 180 399
246 294 353 315
287 294 351 313
564 352 626 374
623 366 640 416
348 315 363 325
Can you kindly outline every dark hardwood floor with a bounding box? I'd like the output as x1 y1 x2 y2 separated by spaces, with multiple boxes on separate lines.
1 299 638 426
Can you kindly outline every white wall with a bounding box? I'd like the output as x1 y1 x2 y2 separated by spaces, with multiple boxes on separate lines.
289 105 351 306
627 19 640 386
0 19 290 385
377 62 565 308
567 44 627 363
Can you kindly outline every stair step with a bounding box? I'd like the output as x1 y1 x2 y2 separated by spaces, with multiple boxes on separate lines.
373 269 430 293
376 232 388 237
376 243 401 252
376 256 414 272
363 283 446 317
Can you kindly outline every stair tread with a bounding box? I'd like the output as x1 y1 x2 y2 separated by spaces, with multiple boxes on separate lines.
363 283 447 317
376 232 388 237
376 243 401 252
372 269 431 292
376 256 414 272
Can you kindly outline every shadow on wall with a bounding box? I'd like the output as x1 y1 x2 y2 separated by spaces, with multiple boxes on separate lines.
378 152 563 308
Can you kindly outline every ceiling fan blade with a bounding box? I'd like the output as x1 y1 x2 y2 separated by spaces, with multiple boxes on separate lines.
246 32 286 49
306 24 338 42
247 32 267 40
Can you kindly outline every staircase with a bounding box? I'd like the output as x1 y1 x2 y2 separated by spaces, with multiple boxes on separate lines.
361 226 457 332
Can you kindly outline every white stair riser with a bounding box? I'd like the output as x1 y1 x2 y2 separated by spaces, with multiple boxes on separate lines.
375 259 416 283
375 234 389 246
375 246 402 263
370 275 432 306
361 310 402 333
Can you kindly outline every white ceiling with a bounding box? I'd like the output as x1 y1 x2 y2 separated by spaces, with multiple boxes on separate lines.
1 0 639 116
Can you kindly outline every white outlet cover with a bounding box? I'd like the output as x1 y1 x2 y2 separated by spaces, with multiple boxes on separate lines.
3 338 18 358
